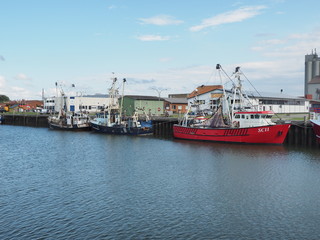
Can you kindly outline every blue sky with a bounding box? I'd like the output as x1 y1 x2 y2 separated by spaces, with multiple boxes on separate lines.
0 0 320 100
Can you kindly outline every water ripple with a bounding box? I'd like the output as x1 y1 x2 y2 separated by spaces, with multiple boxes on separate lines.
1 126 320 239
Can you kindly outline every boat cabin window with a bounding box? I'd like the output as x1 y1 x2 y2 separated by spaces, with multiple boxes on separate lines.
255 114 260 119
266 115 272 119
250 115 254 119
241 115 245 119
235 114 240 119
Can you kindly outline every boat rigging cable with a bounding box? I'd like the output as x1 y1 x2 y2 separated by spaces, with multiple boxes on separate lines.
217 64 273 126
238 68 287 121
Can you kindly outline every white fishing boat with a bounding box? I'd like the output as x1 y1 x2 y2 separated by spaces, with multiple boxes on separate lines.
48 83 91 130
48 111 91 130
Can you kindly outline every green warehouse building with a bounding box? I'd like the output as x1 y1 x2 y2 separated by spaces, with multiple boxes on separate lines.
120 95 165 116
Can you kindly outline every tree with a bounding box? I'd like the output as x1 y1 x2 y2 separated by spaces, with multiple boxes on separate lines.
0 95 10 103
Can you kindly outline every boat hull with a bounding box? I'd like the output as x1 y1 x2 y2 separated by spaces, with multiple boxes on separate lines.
173 124 291 144
91 122 153 135
49 122 91 131
310 119 320 142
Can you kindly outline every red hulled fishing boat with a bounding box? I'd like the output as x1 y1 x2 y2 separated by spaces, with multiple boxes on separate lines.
173 64 291 144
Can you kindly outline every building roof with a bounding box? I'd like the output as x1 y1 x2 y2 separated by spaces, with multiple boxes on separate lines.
24 100 43 108
83 94 109 98
124 95 164 101
246 91 306 101
309 75 320 84
164 98 188 104
168 93 189 98
188 85 223 98
9 104 19 109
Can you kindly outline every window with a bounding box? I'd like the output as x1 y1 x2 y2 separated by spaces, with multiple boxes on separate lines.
210 100 218 104
195 100 205 105
235 114 240 119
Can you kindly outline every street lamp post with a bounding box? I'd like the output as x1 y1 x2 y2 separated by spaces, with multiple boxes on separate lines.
152 87 167 101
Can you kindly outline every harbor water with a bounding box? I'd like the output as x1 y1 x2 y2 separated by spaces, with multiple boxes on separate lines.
1 125 320 240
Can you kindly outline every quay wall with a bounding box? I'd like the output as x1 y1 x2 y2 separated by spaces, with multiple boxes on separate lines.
1 115 319 147
1 114 49 127
284 121 320 147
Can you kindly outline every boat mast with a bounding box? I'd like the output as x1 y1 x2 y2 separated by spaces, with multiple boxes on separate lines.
230 66 244 123
216 64 232 123
235 66 244 110
108 74 118 126
119 78 126 123
56 82 66 119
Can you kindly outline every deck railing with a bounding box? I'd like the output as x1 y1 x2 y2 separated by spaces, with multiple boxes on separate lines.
310 107 320 113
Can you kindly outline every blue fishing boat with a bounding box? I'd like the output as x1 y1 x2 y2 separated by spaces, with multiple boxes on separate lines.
90 77 153 135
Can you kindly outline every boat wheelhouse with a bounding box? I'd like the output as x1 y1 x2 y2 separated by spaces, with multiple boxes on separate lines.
233 111 274 128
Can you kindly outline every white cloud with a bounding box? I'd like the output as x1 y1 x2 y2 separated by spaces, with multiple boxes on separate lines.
139 15 183 26
262 39 286 45
251 46 264 51
122 65 219 96
230 28 320 95
159 57 172 62
251 38 286 51
252 28 320 58
136 35 171 41
190 5 267 32
0 76 5 88
14 73 31 81
8 86 36 100
108 5 116 10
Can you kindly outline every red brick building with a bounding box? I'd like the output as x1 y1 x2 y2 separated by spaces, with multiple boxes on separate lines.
164 98 188 115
